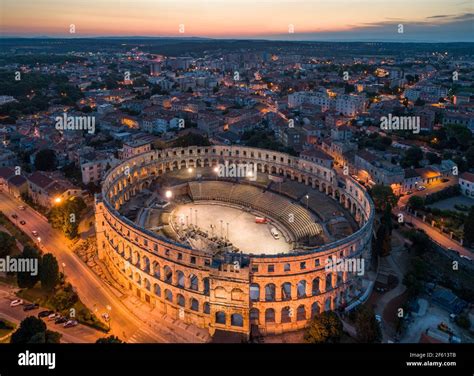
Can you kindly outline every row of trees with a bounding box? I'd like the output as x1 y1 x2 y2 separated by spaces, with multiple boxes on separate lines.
16 246 60 291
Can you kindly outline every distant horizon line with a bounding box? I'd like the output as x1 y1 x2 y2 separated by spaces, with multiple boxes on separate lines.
0 35 473 44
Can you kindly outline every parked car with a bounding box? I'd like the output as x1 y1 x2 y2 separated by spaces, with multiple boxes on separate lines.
406 191 413 195
31 230 39 237
11 214 18 219
54 316 68 325
64 320 78 328
18 206 26 210
38 310 54 318
23 303 39 311
417 186 426 191
48 313 61 321
19 220 26 225
10 299 23 307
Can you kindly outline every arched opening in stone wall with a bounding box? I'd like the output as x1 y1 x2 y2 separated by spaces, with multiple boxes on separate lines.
265 284 276 302
265 308 275 323
231 314 244 327
215 311 226 324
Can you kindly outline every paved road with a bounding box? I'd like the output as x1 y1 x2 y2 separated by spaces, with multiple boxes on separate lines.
0 283 102 343
395 177 473 258
394 207 472 258
0 191 171 343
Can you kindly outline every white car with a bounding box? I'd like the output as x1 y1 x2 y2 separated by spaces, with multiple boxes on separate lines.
270 227 280 240
31 230 39 237
48 313 61 321
10 299 23 307
18 205 26 211
417 186 426 191
64 320 78 328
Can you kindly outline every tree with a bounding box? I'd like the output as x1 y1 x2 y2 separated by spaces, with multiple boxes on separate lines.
406 229 432 255
172 133 211 147
426 152 442 165
446 124 472 149
17 246 42 288
381 203 393 234
50 283 79 310
369 185 398 212
11 316 61 344
401 147 423 168
407 196 425 210
466 146 474 169
48 197 86 239
0 231 18 258
40 253 60 291
304 311 343 343
96 335 124 344
463 206 474 247
375 223 391 257
355 306 382 343
34 149 57 171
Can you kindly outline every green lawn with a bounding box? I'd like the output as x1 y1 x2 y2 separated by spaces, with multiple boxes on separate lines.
0 211 36 250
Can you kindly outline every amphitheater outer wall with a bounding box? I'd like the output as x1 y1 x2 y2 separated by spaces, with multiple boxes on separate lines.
95 145 375 337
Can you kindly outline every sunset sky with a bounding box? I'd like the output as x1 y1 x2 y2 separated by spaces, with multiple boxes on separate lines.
1 0 473 41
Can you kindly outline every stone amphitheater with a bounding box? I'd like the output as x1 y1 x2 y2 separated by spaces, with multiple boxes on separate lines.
95 145 375 338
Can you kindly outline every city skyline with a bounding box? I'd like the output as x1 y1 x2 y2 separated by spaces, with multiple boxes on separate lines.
1 0 473 42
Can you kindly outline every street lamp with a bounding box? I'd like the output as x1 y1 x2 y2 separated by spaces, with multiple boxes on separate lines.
305 194 309 209
188 167 194 173
61 262 66 275
165 190 172 199
54 197 62 204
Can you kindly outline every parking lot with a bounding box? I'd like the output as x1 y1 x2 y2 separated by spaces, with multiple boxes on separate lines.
0 283 103 343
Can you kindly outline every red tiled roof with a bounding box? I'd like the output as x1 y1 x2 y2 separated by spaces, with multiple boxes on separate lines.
8 175 27 187
460 171 474 183
28 171 54 189
0 167 14 180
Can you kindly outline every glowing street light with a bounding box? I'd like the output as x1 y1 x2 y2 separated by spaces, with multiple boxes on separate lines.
54 197 62 204
213 166 219 173
188 167 194 173
165 190 173 199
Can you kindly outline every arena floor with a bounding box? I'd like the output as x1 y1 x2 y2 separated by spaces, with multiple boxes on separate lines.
172 203 293 255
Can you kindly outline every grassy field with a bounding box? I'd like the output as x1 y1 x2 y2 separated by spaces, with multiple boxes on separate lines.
0 211 36 250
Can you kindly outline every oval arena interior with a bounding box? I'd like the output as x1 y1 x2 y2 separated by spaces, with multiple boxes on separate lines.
95 145 375 337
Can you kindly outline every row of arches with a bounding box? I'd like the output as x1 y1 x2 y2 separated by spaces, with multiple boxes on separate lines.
112 240 211 296
249 274 344 302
